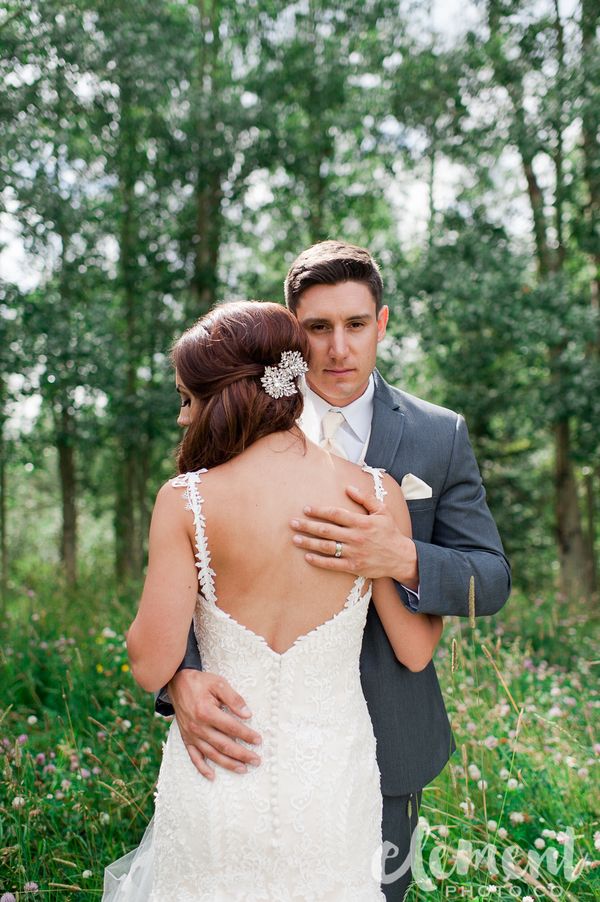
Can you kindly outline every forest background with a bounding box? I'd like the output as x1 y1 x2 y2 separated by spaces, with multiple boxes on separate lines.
0 0 599 899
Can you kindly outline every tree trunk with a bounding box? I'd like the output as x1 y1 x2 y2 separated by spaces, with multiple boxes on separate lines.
581 0 600 309
115 77 143 582
56 404 77 586
584 470 598 592
0 419 7 614
554 421 594 598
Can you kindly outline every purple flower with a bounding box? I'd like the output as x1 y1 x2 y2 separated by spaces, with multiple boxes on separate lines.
1 893 17 901
35 753 46 766
17 734 28 745
24 883 38 893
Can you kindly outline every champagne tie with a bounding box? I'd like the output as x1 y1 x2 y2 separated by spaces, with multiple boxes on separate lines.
320 409 348 459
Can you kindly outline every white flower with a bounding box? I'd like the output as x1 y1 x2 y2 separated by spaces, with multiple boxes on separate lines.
27 715 37 725
556 831 570 845
577 767 589 778
594 831 600 851
459 799 475 818
102 628 116 639
487 819 497 831
509 811 524 824
100 812 110 825
497 827 508 840
468 764 481 780
565 755 577 768
523 896 534 902
483 735 498 749
499 767 510 780
82 870 93 878
507 778 518 790
542 829 557 839
534 838 545 849
548 705 562 717
11 796 25 809
437 825 449 837
477 779 488 791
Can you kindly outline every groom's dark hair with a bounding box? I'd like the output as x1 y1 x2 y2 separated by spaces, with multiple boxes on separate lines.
284 240 384 314
173 301 309 473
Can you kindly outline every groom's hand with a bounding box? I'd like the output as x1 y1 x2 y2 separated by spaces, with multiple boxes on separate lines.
290 484 419 588
168 669 262 780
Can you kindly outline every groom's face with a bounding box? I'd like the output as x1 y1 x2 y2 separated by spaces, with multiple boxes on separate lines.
295 281 388 407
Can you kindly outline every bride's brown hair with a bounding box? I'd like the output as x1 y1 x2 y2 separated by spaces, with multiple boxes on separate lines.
172 301 310 472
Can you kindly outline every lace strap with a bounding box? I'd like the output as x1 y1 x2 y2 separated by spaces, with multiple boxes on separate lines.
361 464 387 503
170 470 217 605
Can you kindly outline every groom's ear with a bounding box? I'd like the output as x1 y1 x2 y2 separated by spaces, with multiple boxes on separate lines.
376 306 389 341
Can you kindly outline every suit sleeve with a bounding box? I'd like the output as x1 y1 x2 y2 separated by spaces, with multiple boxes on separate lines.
154 621 203 717
396 414 511 618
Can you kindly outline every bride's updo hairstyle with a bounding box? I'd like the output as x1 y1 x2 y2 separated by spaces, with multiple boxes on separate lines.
172 300 310 473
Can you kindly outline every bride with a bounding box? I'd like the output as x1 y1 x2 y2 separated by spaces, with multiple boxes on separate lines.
103 300 443 900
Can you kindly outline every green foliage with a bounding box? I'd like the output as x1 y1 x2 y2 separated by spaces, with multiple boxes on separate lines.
0 580 598 898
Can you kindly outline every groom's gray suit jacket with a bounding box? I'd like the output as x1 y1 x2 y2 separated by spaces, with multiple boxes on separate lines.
157 370 511 797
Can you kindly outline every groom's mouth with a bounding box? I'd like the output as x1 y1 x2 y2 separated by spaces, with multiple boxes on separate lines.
324 368 354 376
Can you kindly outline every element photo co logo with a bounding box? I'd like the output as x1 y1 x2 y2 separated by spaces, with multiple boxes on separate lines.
373 820 584 891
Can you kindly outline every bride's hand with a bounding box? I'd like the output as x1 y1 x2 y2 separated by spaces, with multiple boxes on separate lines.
168 670 262 780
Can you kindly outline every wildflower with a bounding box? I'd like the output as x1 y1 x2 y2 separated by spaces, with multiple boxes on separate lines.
82 870 93 879
96 664 104 673
467 764 481 780
577 767 589 778
483 735 498 750
61 780 71 791
542 828 557 839
100 812 110 824
1 893 17 902
477 779 488 791
486 819 497 831
27 715 37 725
17 734 28 745
507 778 518 790
509 811 524 824
34 753 45 765
80 768 91 779
594 831 600 851
556 831 570 845
102 627 117 639
459 799 475 818
121 719 132 731
548 705 562 718
565 755 577 768
523 896 534 902
23 883 38 893
497 827 508 840
12 796 25 809
499 767 510 780
466 721 476 733
534 838 545 849
121 663 130 672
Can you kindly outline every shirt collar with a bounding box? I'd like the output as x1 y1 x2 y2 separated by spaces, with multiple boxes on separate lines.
300 374 375 443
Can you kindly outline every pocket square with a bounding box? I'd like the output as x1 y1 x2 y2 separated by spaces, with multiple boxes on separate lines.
400 473 433 501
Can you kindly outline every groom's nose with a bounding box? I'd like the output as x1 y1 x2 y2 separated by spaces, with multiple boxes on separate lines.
329 326 349 359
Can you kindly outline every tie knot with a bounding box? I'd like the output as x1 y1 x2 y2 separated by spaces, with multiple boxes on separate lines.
321 409 346 441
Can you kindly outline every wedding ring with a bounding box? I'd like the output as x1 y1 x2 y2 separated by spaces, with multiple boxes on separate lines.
334 541 343 558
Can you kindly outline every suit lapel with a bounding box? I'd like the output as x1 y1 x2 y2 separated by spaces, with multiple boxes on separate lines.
364 370 405 471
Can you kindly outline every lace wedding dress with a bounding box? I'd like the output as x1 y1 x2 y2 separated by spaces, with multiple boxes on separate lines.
103 467 386 901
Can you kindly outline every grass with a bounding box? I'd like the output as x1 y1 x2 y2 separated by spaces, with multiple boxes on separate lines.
1 572 599 900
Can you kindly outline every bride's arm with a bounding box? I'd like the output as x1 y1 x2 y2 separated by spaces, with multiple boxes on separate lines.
127 484 199 692
371 475 443 672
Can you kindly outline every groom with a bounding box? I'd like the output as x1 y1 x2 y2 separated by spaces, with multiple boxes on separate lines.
158 240 511 900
